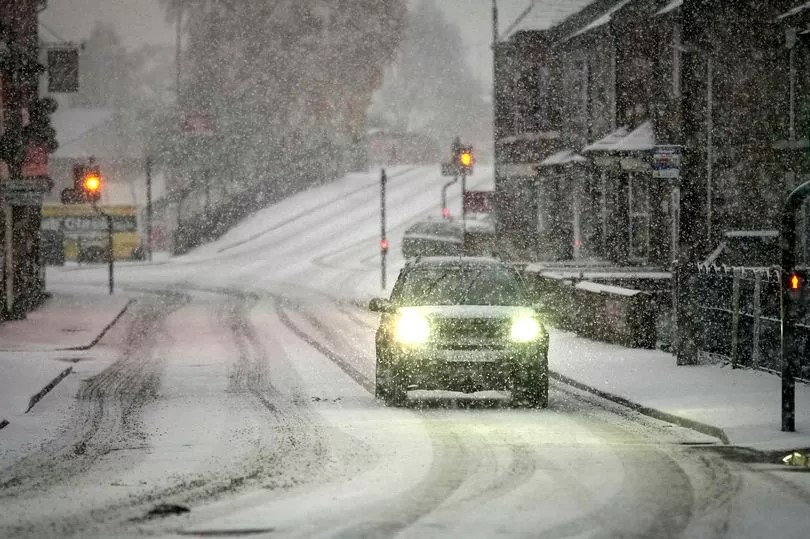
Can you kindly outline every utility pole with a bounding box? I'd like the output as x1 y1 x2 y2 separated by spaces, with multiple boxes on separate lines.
380 169 388 290
675 0 711 365
175 1 183 99
2 21 24 317
145 154 153 262
492 0 498 43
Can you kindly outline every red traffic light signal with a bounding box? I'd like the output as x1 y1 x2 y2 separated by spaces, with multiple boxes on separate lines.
442 207 450 219
380 239 389 252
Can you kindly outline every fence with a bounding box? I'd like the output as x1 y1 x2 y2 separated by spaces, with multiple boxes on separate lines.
523 271 657 348
695 265 810 378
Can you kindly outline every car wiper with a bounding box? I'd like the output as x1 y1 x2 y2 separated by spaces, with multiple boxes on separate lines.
419 272 453 301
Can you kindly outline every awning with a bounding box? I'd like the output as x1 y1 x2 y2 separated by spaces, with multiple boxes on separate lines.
583 121 655 153
657 0 681 16
505 0 596 37
566 0 633 40
778 1 810 20
498 131 561 145
539 150 587 167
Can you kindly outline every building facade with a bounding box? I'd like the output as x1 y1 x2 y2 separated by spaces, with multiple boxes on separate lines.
494 0 810 267
0 0 50 319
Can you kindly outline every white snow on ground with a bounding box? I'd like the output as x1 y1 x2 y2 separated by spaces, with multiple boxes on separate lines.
550 329 810 449
0 289 130 421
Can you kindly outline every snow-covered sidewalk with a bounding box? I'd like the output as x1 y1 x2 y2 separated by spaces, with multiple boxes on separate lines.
0 290 131 423
549 329 810 451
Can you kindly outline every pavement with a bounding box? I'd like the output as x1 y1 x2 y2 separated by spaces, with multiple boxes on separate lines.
0 288 132 426
549 329 810 451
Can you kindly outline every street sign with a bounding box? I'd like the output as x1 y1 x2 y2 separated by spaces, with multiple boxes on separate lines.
652 145 682 179
182 111 216 136
21 145 49 178
47 47 80 93
0 182 44 206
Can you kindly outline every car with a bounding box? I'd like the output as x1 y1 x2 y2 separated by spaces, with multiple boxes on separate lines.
369 256 549 407
703 230 780 268
401 219 464 258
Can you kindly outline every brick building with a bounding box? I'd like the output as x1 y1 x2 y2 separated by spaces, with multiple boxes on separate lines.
494 0 810 267
0 0 50 319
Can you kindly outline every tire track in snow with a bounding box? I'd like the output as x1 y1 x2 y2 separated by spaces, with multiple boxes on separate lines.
0 292 188 496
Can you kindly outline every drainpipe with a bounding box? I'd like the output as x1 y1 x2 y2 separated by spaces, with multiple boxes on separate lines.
706 56 713 246
787 28 797 142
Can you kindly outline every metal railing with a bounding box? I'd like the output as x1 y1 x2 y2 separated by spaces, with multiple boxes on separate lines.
695 264 810 377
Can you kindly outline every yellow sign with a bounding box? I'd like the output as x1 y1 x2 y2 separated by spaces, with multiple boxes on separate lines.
42 205 141 261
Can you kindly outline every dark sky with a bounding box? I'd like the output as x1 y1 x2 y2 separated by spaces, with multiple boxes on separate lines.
40 1 584 88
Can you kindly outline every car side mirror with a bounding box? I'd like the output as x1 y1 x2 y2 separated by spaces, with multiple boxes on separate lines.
369 297 393 313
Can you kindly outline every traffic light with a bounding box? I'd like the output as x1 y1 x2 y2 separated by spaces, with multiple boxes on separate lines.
380 238 389 252
455 145 474 175
786 269 809 302
82 169 102 202
23 97 59 154
61 163 102 204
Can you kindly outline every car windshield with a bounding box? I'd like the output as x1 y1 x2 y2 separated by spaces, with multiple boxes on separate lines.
393 266 527 306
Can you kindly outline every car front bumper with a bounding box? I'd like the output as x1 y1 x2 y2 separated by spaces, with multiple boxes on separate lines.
379 343 548 393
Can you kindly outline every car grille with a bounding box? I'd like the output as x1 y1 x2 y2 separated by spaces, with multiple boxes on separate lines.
432 318 509 349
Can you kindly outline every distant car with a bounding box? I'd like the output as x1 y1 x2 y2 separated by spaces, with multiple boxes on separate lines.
401 220 464 258
369 256 549 407
703 230 780 268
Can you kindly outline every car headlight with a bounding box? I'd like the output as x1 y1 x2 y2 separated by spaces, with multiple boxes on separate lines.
510 316 541 343
394 312 430 345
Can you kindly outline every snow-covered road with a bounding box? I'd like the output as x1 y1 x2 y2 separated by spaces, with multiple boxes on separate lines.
3 167 810 538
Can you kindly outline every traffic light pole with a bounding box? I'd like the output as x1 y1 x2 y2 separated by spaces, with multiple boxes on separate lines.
380 169 387 290
145 154 153 262
441 175 459 218
461 173 467 237
780 180 810 432
92 203 115 295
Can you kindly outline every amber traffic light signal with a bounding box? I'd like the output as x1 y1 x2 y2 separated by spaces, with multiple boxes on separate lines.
80 167 102 202
456 145 474 175
62 163 102 204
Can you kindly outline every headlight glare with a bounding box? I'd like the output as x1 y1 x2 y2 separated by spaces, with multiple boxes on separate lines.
511 316 541 342
394 312 430 345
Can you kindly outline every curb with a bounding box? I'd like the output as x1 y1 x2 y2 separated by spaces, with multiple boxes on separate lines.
25 367 73 413
550 371 731 444
58 298 134 351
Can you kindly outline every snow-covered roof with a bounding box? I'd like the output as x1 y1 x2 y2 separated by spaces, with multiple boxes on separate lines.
506 0 597 37
566 0 633 40
778 1 810 20
52 108 114 158
539 150 587 166
724 230 779 238
583 127 628 152
583 121 655 152
575 280 641 296
657 0 682 16
498 131 560 144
